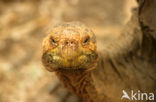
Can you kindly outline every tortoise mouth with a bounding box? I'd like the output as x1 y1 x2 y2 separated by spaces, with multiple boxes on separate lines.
42 51 98 72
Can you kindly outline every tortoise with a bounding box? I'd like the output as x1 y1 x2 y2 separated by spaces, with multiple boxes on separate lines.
42 0 156 102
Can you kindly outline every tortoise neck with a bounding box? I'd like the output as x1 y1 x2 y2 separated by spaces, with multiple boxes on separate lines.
55 69 91 87
55 69 96 101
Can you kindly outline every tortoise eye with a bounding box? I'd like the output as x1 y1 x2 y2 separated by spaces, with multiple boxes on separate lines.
83 36 90 44
51 37 57 45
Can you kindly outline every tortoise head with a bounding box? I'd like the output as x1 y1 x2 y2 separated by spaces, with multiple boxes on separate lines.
42 22 98 72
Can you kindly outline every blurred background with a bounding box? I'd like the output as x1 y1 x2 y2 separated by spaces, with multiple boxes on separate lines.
0 0 137 102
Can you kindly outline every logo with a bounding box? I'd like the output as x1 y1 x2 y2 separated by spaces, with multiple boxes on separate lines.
121 90 154 101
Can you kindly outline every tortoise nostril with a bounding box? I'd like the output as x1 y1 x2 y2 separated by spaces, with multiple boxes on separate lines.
64 40 77 46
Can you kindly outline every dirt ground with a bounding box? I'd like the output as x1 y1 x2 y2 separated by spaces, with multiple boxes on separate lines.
0 0 137 102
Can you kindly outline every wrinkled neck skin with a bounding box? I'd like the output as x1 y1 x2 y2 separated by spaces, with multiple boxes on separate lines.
55 69 97 102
